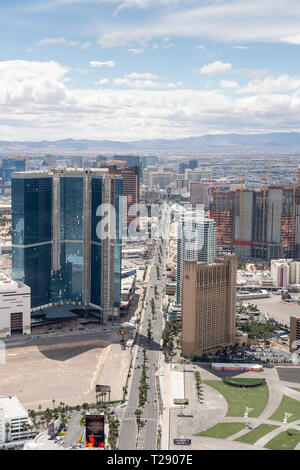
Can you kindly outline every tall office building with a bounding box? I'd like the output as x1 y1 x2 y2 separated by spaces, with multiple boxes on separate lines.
115 166 140 229
42 155 56 167
189 159 198 170
97 162 140 228
12 168 122 320
179 162 189 174
176 213 216 303
113 155 142 181
290 316 300 353
1 157 27 182
182 254 237 358
141 156 158 172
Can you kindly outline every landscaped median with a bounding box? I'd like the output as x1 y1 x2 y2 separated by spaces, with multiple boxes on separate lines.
235 424 279 445
264 429 300 450
194 422 246 439
203 380 269 418
269 395 300 423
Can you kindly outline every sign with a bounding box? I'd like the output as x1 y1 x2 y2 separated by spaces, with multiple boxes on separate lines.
174 439 191 446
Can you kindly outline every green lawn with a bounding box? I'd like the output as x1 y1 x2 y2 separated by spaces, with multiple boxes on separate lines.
235 424 279 445
265 429 300 450
194 422 246 439
203 380 269 418
269 395 300 423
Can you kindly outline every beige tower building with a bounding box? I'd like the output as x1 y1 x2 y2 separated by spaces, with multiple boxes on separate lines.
290 316 300 352
182 254 237 359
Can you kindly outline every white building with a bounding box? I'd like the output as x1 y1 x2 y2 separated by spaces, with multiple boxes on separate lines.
0 272 31 337
0 396 32 445
176 211 216 302
271 259 300 289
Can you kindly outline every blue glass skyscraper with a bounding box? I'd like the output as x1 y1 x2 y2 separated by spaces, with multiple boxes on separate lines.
12 168 122 319
2 157 27 182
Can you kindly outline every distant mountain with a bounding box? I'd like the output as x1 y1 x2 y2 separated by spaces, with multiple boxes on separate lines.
1 132 300 156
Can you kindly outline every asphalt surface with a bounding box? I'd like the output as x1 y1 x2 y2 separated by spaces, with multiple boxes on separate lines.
62 410 82 448
118 238 168 450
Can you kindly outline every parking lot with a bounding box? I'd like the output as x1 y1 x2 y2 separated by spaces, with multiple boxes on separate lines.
227 344 293 364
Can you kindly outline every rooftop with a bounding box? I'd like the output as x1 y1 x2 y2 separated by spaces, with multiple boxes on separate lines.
0 396 28 419
0 272 28 292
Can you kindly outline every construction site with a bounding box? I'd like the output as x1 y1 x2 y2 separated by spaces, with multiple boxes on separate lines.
210 163 300 261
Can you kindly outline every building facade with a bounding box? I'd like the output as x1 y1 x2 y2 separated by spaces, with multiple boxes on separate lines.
1 157 27 182
0 272 30 338
290 316 300 353
0 396 33 445
271 259 300 288
181 255 237 358
12 168 122 319
176 213 216 303
211 186 300 260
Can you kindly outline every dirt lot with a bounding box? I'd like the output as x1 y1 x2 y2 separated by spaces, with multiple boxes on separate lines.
0 334 131 411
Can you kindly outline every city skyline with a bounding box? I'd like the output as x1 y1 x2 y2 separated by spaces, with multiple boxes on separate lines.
2 1 300 141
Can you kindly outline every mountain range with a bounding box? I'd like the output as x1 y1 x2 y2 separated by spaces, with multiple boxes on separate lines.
1 132 300 156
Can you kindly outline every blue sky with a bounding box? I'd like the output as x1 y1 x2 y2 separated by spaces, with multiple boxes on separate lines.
2 0 300 141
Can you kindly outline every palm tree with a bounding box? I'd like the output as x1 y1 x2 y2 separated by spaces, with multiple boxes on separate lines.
5 423 10 442
135 409 142 430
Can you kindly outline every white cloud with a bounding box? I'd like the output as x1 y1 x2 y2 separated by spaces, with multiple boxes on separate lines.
114 78 159 88
37 37 92 50
96 0 300 48
37 37 67 46
112 72 178 89
95 78 109 85
2 59 300 141
127 48 145 55
237 75 300 94
90 60 116 68
220 79 239 89
197 61 232 76
81 41 92 50
126 72 158 79
281 34 300 45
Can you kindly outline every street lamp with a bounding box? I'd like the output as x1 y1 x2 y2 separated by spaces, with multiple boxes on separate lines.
244 407 253 427
283 412 292 433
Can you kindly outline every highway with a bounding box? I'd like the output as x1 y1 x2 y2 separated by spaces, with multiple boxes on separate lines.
118 235 168 450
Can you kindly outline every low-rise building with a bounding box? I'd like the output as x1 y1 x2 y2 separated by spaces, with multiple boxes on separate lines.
271 259 300 289
0 396 33 445
0 272 31 337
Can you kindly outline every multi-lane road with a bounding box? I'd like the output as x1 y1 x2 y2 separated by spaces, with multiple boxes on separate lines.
118 237 168 450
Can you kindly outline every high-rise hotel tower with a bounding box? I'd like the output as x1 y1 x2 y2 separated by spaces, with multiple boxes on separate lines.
176 212 216 303
12 168 122 320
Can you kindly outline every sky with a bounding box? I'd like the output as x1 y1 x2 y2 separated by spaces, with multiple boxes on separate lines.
2 0 300 141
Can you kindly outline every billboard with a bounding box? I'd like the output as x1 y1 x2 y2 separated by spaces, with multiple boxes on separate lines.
48 422 55 439
85 414 105 449
173 399 189 405
48 416 61 438
95 385 111 394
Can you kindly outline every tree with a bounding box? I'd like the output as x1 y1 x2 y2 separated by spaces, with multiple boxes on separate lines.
5 423 10 442
135 408 142 429
147 319 153 345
